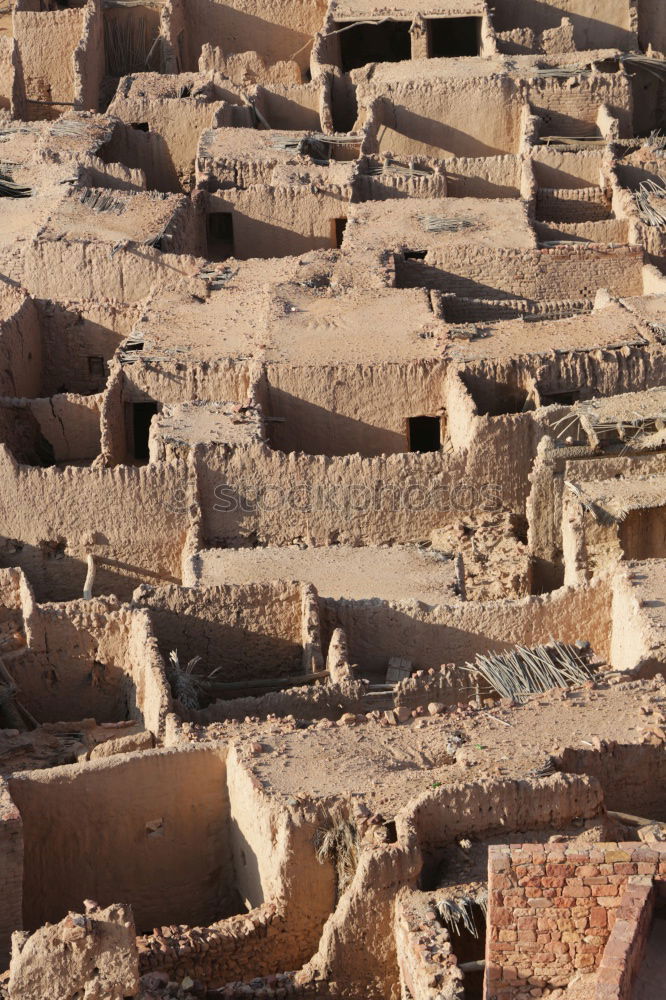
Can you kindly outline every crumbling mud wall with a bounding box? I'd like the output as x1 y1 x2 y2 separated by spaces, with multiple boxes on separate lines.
8 746 233 933
321 577 612 675
0 448 187 602
401 773 604 880
558 743 666 820
134 580 317 683
181 0 327 75
0 291 41 399
492 0 635 49
8 901 140 1000
0 781 23 968
137 744 337 984
12 3 86 118
3 596 171 730
261 359 448 457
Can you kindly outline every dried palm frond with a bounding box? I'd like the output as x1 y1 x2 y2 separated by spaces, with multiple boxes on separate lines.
0 175 31 198
635 179 666 229
314 808 359 899
419 214 474 233
436 890 487 938
464 641 594 703
167 650 203 710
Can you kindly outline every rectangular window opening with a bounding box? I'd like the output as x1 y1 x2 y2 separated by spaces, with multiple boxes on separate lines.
408 415 441 453
88 356 105 378
337 19 411 73
130 122 149 132
427 16 481 58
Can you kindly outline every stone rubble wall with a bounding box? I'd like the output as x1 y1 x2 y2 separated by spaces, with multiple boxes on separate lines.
595 878 656 1000
485 842 666 998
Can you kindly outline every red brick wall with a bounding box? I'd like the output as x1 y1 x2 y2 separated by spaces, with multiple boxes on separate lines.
485 843 666 999
596 880 655 1000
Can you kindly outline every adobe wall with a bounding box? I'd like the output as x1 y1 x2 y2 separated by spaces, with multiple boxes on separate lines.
0 566 24 611
0 780 23 968
8 745 233 933
531 148 605 189
196 441 472 547
444 155 521 199
637 0 666 55
398 245 644 302
107 92 226 186
13 5 85 111
362 76 524 159
180 677 366 724
530 75 633 140
0 447 187 602
12 599 129 725
99 122 182 193
529 442 666 585
400 774 604 866
491 0 635 50
23 394 101 463
484 841 666 998
37 300 127 397
126 607 173 733
304 828 421 999
134 580 310 682
215 184 352 259
0 240 200 304
182 0 326 75
0 37 14 111
73 0 103 112
321 577 612 676
0 292 41 399
254 81 322 131
9 597 171 730
138 745 337 984
261 360 448 457
558 741 666 820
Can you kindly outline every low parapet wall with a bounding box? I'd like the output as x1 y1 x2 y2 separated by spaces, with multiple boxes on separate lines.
595 878 656 1000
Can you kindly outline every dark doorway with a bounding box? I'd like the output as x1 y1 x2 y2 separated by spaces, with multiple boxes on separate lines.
408 415 441 453
427 17 481 58
332 217 347 248
131 401 158 463
207 212 234 261
337 20 411 72
538 387 582 407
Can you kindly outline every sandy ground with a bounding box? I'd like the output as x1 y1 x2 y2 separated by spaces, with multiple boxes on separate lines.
184 675 665 818
196 543 459 603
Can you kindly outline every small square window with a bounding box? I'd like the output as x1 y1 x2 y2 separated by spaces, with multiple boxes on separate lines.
88 356 105 378
408 415 441 453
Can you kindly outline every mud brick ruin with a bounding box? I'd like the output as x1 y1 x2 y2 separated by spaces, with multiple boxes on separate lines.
2 0 666 998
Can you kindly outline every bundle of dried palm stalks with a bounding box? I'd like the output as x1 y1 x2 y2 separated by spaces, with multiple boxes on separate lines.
464 641 594 702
